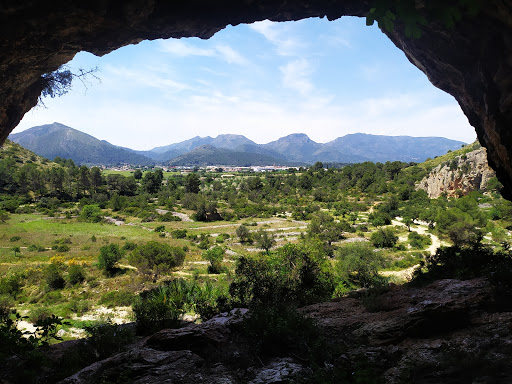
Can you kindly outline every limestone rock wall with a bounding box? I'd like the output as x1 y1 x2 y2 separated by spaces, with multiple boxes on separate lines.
417 147 496 198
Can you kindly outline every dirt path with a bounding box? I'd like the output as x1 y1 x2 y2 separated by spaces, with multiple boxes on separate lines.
391 217 446 255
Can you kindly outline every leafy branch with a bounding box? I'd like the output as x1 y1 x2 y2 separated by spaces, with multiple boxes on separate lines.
366 0 484 38
38 65 100 105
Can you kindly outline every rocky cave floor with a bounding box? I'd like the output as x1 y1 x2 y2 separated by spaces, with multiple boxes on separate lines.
3 278 512 384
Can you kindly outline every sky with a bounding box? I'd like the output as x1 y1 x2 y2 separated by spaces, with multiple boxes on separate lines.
13 16 476 150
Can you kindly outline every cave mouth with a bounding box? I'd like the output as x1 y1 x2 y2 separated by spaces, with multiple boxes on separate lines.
13 17 475 152
2 1 512 196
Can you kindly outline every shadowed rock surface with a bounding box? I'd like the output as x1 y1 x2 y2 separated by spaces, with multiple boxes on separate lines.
1 279 504 383
2 1 512 196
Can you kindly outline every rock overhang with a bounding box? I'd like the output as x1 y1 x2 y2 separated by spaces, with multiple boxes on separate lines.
2 0 512 197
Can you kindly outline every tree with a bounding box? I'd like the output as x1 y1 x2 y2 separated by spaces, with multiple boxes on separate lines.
90 167 103 192
370 228 398 248
0 210 9 223
79 204 103 222
254 229 276 254
142 170 163 194
45 263 65 290
12 246 21 258
185 173 201 194
128 241 185 276
335 243 387 289
236 224 252 244
98 244 123 276
133 169 143 180
202 246 225 274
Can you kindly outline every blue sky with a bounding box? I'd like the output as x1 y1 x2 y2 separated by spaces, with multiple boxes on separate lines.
14 16 476 150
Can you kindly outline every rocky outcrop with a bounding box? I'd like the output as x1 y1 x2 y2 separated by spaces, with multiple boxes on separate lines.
417 147 496 198
2 2 512 196
3 279 503 384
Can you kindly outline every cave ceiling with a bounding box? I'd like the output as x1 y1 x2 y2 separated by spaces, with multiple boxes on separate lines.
1 0 512 197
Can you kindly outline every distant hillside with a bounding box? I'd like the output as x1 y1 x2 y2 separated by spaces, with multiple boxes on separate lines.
142 134 257 161
0 139 49 166
323 133 466 163
167 145 293 166
9 123 154 166
10 123 467 166
263 133 323 163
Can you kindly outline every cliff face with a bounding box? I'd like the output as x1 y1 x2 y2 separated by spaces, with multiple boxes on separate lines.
2 1 512 197
417 147 496 198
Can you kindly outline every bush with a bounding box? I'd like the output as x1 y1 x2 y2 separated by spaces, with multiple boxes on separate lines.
408 231 432 249
79 204 103 223
370 228 398 248
65 299 90 316
335 243 388 289
229 243 334 307
237 305 320 357
45 264 65 290
9 236 21 242
98 244 124 276
99 291 136 307
128 241 185 275
133 279 194 334
236 224 252 244
122 241 137 251
154 225 165 233
83 319 135 360
171 229 187 239
27 244 46 252
67 264 86 285
160 212 181 222
52 244 70 252
202 246 225 274
0 274 23 298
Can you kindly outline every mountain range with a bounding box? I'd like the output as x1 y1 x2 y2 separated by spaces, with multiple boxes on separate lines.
9 122 466 166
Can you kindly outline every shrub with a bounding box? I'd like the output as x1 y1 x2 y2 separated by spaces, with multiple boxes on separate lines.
236 224 252 244
154 225 165 233
128 241 185 275
98 244 124 276
370 228 398 248
335 243 388 289
79 204 103 222
52 244 70 252
83 319 135 360
408 231 432 249
237 305 320 357
229 243 334 307
67 264 86 285
160 212 181 222
171 229 187 239
0 274 23 298
132 279 194 334
45 264 65 290
27 244 46 252
202 246 225 274
122 241 137 251
9 236 21 242
99 291 136 307
65 299 89 316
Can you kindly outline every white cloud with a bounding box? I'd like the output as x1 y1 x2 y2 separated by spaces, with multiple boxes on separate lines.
215 44 248 66
159 39 249 66
249 20 305 56
105 65 191 93
280 59 314 95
